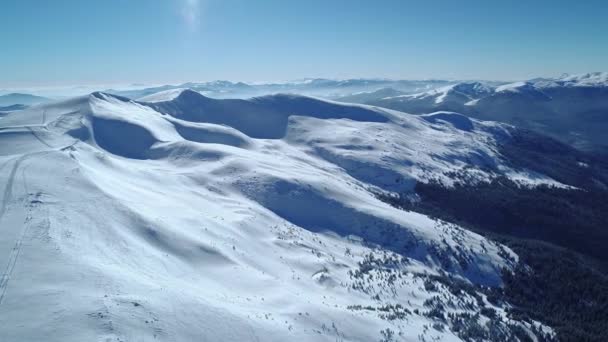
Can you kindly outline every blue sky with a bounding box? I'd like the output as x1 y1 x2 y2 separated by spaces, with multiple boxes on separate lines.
1 0 607 86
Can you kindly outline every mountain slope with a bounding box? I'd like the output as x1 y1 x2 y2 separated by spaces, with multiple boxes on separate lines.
0 91 568 341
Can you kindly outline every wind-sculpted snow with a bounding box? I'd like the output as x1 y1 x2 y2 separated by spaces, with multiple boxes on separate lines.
148 90 389 139
0 90 555 341
169 117 252 148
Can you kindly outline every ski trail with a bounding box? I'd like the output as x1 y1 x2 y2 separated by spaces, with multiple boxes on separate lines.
0 146 75 306
26 127 54 148
0 158 16 179
0 155 30 305
0 155 27 220
0 215 31 305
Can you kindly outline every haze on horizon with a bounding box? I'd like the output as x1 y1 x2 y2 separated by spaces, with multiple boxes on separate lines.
1 0 607 88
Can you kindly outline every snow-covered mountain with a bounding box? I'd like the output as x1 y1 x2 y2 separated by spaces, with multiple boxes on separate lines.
333 87 408 104
0 93 50 107
0 89 576 341
0 104 27 112
349 82 495 115
0 104 28 117
344 73 608 154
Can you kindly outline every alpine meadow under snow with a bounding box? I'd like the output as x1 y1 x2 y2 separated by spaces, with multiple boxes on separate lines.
0 89 576 341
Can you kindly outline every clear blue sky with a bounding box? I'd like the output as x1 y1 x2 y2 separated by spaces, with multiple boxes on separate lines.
1 0 607 86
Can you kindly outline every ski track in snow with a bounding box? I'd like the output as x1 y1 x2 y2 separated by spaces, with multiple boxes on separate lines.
0 116 73 306
0 154 32 305
26 127 54 148
0 155 27 220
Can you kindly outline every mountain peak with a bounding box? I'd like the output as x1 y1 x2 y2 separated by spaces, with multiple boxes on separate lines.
138 88 209 103
90 91 132 103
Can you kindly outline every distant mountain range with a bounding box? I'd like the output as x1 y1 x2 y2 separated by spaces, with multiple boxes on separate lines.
0 93 50 106
336 72 608 154
4 73 607 156
0 104 28 117
102 78 458 100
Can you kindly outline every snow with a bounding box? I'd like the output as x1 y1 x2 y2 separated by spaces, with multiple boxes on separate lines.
464 98 479 106
420 112 474 131
0 90 553 341
434 87 451 104
382 82 492 102
137 88 193 103
494 81 530 93
536 72 608 88
494 73 608 91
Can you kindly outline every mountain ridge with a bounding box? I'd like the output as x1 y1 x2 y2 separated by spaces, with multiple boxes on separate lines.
0 89 574 341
